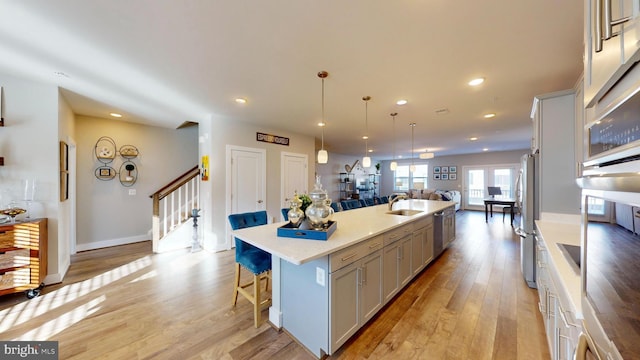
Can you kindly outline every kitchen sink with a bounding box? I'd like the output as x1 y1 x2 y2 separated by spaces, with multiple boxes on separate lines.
557 243 581 274
386 209 423 216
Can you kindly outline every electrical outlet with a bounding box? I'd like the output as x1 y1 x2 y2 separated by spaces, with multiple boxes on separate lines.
128 189 136 196
316 267 325 287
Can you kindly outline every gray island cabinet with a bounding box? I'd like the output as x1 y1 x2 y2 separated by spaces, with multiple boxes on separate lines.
231 199 455 358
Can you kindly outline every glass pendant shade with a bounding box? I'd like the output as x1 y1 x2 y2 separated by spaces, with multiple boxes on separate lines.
362 156 371 168
419 152 434 159
390 161 397 171
317 149 328 164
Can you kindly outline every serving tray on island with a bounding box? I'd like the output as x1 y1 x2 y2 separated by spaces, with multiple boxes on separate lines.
277 220 337 241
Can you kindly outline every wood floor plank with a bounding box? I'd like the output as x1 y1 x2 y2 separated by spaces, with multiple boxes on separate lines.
0 210 550 359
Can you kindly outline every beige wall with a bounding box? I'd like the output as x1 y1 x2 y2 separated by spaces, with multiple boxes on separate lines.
75 116 198 250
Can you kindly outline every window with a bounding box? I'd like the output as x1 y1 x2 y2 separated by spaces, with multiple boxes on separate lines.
587 197 605 216
393 164 429 191
412 165 429 190
394 165 409 191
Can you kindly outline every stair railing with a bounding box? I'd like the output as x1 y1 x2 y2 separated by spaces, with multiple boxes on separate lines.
150 165 200 252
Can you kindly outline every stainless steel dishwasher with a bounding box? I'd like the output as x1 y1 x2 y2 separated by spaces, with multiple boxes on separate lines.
433 210 444 257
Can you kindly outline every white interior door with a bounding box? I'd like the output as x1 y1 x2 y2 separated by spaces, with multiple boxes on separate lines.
281 152 308 220
227 146 266 246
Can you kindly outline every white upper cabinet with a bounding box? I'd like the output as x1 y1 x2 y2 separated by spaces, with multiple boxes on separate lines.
584 0 640 106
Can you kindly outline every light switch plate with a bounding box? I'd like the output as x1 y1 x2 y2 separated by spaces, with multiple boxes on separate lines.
316 267 325 287
128 189 136 195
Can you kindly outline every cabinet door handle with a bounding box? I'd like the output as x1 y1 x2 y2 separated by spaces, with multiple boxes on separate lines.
603 0 631 40
369 243 381 249
341 253 357 262
362 266 367 285
595 0 604 52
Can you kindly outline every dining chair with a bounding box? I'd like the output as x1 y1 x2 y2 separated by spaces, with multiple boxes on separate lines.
227 211 272 328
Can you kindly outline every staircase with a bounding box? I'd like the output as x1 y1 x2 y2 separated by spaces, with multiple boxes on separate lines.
150 165 200 253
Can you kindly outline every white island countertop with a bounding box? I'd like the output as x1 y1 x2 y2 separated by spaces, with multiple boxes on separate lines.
231 199 455 265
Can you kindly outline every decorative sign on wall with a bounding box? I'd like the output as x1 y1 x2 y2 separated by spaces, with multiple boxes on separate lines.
201 155 209 181
256 132 289 146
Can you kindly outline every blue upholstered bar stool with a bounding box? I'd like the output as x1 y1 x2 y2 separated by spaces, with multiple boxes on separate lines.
341 199 362 210
228 211 272 328
281 208 289 221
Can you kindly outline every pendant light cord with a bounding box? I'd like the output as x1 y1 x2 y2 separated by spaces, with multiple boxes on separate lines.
321 76 325 150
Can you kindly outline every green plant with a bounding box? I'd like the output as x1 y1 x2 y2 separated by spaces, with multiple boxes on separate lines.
375 162 381 171
299 194 312 213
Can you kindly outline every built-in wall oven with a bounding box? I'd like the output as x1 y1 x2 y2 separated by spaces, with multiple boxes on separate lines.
584 62 640 175
579 62 640 360
576 174 640 360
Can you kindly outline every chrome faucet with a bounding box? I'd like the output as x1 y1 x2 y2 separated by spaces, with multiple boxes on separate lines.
388 194 408 210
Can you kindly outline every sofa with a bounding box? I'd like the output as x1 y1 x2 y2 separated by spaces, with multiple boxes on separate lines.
406 188 461 211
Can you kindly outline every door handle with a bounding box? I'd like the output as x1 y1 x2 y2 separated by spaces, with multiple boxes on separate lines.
257 200 263 204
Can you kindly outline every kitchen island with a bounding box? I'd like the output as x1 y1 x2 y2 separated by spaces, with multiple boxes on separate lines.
231 199 455 358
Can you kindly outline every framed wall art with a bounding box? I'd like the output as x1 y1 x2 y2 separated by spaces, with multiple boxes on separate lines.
449 166 457 173
442 173 449 180
60 141 69 201
434 166 441 173
450 173 457 180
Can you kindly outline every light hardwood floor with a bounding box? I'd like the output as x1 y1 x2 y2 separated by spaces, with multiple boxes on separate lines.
0 210 550 359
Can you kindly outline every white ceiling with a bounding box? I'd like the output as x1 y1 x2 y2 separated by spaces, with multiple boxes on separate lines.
0 1 584 159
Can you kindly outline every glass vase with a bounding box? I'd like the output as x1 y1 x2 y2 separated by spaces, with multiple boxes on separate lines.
305 176 334 230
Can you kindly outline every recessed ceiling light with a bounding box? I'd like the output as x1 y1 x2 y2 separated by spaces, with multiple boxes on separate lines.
235 98 247 104
396 99 408 105
110 113 122 118
483 113 496 118
318 122 326 127
468 77 485 86
483 148 489 151
469 137 478 141
362 135 369 140
368 149 373 153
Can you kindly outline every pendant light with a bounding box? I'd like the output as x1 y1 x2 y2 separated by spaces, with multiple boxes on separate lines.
317 71 329 164
390 112 398 171
409 122 416 173
362 96 371 168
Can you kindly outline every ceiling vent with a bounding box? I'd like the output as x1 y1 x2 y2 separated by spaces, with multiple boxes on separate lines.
435 108 449 115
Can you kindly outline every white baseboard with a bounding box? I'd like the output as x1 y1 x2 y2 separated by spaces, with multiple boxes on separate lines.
75 234 149 252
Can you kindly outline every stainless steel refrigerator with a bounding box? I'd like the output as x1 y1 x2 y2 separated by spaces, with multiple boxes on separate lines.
515 152 539 288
